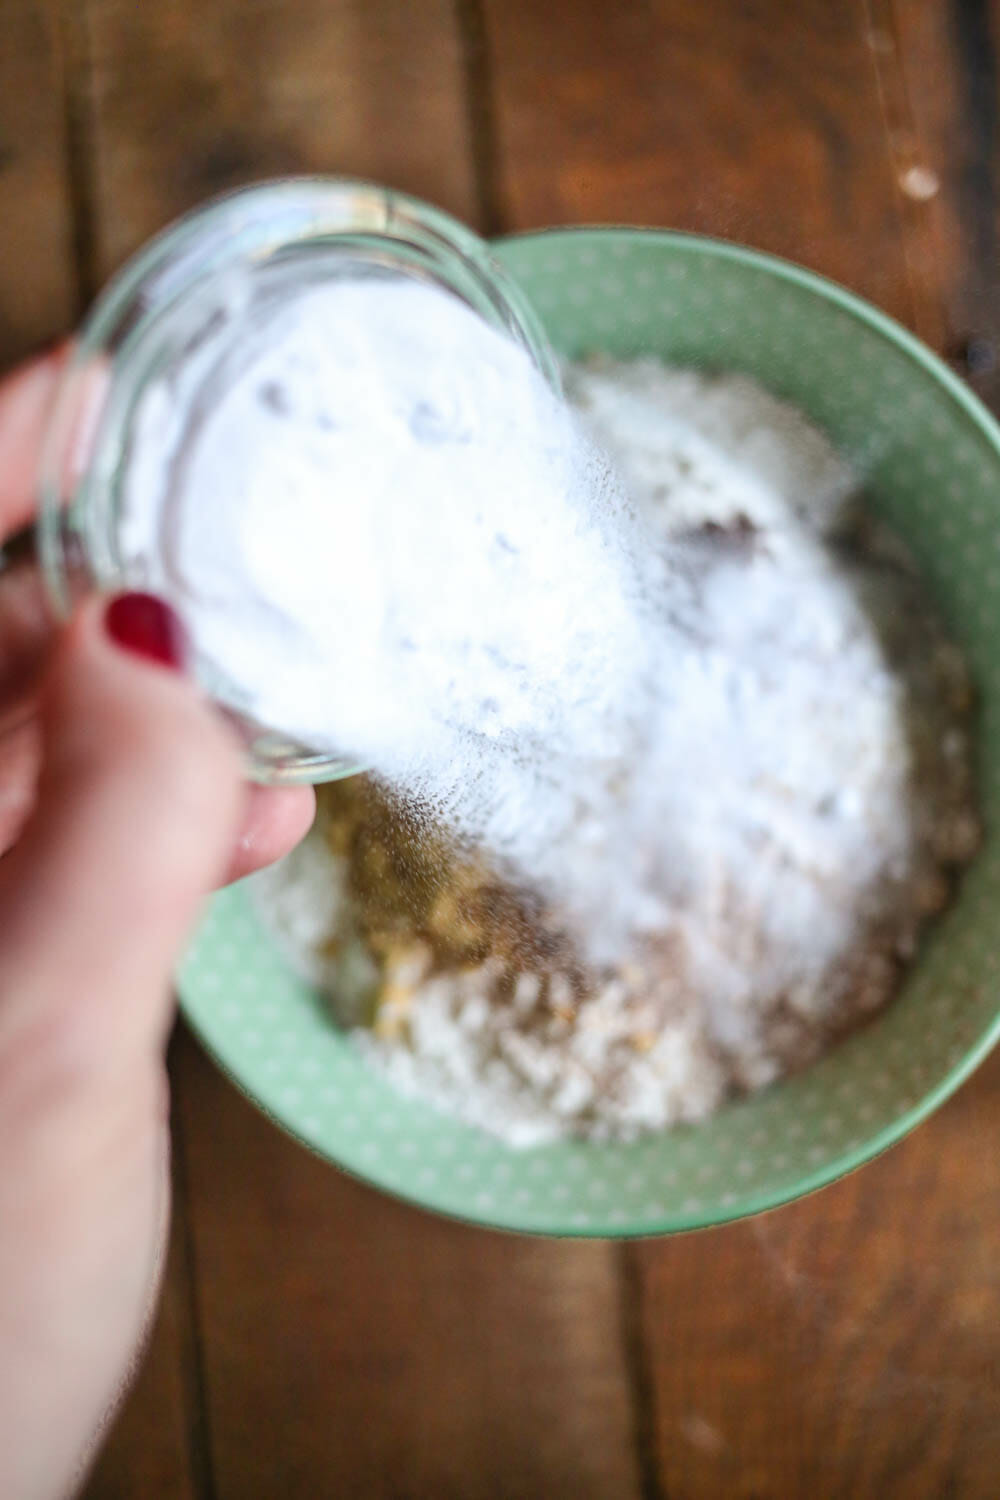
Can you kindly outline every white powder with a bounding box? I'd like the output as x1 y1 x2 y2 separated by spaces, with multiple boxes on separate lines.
126 274 975 1144
257 359 978 1145
121 273 648 827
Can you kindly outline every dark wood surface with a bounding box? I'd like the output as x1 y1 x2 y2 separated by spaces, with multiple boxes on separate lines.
2 2 1000 1495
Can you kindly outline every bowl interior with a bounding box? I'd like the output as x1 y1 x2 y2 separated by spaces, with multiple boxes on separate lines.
179 229 1000 1235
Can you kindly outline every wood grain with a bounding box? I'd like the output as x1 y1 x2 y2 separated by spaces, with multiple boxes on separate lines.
485 4 1000 1497
481 0 915 319
0 0 76 363
80 1035 206 1499
80 0 478 281
874 0 1000 404
173 1028 643 1500
80 1201 200 1500
632 1045 1000 1500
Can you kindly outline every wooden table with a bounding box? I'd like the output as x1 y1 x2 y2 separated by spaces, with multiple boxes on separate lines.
4 3 1000 1495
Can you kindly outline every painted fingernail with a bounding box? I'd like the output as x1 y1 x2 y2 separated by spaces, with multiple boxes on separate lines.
104 592 188 669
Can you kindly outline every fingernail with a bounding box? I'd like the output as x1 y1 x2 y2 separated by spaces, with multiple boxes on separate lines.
104 592 188 670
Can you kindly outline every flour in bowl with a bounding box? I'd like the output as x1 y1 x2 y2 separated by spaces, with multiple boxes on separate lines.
256 358 978 1145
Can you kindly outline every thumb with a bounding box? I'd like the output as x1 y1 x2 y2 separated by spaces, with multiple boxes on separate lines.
0 592 244 1075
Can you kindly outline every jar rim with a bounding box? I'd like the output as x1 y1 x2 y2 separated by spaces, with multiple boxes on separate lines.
73 176 559 387
37 177 559 785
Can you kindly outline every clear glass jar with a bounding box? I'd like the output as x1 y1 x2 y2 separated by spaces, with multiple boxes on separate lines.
37 177 558 783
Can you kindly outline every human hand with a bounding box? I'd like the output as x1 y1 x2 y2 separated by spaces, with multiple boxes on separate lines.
0 352 315 1498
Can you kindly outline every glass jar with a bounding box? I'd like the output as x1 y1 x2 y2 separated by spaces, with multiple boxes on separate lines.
37 177 558 783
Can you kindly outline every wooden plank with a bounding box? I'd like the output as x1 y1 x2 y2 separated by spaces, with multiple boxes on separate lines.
632 1046 1000 1499
173 1027 643 1500
78 5 644 1494
80 1030 206 1497
481 0 915 320
0 0 76 362
80 1161 202 1500
81 0 478 280
873 0 1000 404
483 4 1000 1497
591 9 999 1494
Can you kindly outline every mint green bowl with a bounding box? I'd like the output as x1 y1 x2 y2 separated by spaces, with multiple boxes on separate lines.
179 229 1000 1236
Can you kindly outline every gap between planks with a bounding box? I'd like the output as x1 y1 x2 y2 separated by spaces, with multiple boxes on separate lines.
55 0 100 311
170 1040 220 1500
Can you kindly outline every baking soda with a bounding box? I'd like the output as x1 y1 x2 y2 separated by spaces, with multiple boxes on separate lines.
121 273 647 796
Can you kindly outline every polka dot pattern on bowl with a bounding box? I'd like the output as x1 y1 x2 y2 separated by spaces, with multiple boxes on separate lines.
180 229 1000 1236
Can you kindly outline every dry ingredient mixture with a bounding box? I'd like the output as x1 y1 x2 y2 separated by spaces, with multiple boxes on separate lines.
257 357 979 1146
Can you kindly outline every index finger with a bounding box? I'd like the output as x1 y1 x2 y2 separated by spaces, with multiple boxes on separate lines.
0 349 69 540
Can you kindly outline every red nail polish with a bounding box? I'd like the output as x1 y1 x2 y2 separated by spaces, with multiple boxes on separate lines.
104 592 187 669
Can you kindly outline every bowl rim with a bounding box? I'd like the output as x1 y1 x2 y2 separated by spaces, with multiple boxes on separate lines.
182 224 1000 1236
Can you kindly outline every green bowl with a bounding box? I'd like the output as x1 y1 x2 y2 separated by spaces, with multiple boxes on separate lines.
179 228 1000 1236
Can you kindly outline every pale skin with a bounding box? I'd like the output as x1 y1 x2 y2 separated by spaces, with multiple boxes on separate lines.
0 352 316 1498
